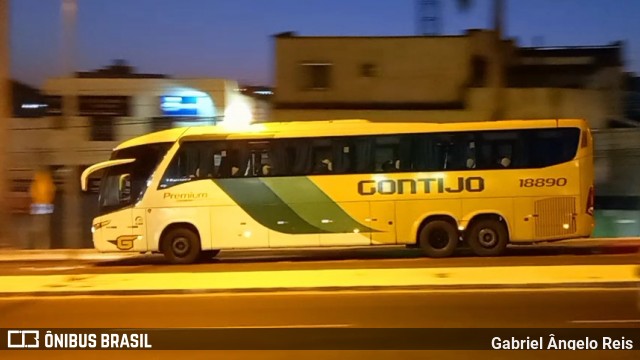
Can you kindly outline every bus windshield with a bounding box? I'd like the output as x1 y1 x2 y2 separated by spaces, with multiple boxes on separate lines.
98 143 172 215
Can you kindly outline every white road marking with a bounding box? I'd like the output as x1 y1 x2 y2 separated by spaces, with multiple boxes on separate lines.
18 266 87 271
571 319 640 324
206 324 351 328
0 286 636 301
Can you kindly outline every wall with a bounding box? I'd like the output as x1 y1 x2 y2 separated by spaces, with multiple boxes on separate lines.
274 35 479 104
273 32 620 130
272 88 610 129
591 129 640 237
503 88 609 128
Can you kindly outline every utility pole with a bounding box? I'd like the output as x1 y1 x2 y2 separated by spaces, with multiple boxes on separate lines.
61 0 83 248
0 0 10 247
491 0 506 120
417 0 442 36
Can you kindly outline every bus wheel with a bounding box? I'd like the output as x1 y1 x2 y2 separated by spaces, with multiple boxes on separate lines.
465 219 508 257
162 228 201 265
418 220 458 258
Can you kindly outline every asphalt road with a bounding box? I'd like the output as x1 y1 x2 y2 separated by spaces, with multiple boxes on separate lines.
1 288 639 359
2 288 639 328
0 244 638 276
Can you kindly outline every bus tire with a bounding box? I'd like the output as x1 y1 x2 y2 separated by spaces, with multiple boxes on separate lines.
161 227 201 265
418 220 458 258
465 219 508 257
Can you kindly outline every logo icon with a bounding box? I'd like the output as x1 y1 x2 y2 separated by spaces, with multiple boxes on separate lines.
107 235 138 250
7 330 40 349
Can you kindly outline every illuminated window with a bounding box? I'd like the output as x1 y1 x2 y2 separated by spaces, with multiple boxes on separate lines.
300 63 332 90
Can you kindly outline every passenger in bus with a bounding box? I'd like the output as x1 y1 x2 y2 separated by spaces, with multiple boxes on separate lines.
215 156 230 178
381 160 397 172
466 158 476 169
315 158 333 174
499 157 511 168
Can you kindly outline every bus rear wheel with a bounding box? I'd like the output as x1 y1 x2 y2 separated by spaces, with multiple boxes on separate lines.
418 220 458 258
162 227 201 265
465 219 508 257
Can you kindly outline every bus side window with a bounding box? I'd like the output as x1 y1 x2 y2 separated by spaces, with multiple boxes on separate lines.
496 143 513 168
265 140 293 176
466 141 477 169
258 151 272 176
354 137 375 173
312 145 333 174
476 130 519 169
331 139 353 174
159 142 201 187
409 134 435 171
231 141 278 177
196 142 214 179
374 136 400 173
396 135 420 171
290 140 314 175
231 145 252 177
211 147 232 178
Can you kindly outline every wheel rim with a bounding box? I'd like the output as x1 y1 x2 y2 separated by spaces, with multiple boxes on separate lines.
429 229 450 250
171 236 190 257
478 228 498 248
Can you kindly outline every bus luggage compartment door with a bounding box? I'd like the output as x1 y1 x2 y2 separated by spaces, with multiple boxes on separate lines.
534 196 577 239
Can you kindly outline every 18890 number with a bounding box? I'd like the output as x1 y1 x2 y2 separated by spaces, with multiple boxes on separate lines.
519 177 567 187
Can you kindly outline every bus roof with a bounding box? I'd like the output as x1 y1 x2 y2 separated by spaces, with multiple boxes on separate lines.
113 118 590 151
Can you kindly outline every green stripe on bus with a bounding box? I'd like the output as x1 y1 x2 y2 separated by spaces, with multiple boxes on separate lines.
213 178 328 234
261 177 378 233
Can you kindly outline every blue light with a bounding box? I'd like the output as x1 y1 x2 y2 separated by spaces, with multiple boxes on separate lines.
160 95 217 117
161 96 201 116
160 87 216 119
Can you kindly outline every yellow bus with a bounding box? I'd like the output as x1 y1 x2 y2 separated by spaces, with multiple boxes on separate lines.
80 118 594 264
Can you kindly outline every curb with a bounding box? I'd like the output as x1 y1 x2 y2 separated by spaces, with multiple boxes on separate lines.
0 237 637 262
0 281 637 298
0 251 138 262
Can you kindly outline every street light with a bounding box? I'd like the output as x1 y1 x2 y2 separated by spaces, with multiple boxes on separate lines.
60 0 82 248
61 0 77 80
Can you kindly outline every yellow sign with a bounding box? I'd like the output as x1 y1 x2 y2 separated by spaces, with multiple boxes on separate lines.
30 170 56 205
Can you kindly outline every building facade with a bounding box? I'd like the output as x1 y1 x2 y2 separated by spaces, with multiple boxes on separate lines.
591 128 640 237
6 62 270 249
272 30 625 129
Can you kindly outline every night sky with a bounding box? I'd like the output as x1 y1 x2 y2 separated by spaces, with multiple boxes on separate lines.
9 0 640 87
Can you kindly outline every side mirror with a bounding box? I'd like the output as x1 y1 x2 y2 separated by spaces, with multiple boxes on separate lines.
80 158 136 191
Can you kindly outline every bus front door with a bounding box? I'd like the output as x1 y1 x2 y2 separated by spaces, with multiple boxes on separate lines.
130 208 149 252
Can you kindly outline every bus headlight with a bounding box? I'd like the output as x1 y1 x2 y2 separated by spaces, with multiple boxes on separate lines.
91 226 95 234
